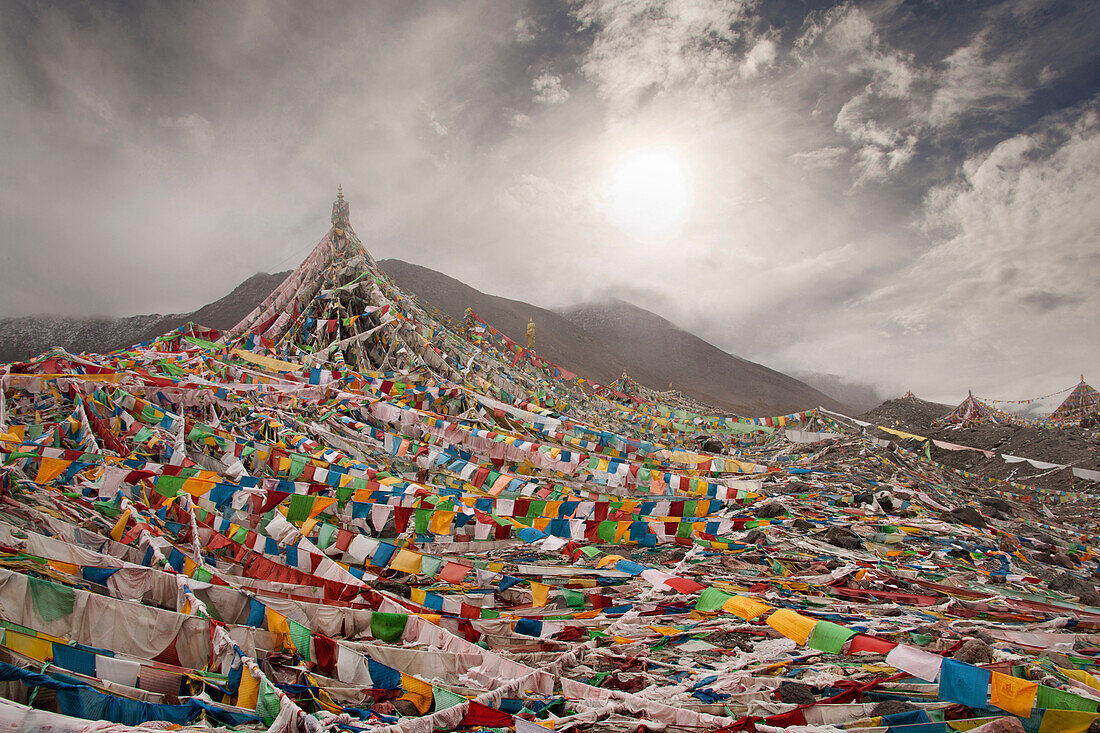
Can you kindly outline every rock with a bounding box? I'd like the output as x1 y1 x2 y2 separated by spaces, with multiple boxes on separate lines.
998 534 1020 551
949 506 987 528
825 526 863 550
953 639 993 665
1088 716 1100 733
969 718 1024 733
980 497 1013 514
392 699 421 717
1053 551 1078 570
871 700 918 716
755 502 785 518
372 579 412 598
783 482 810 493
776 682 816 705
1049 573 1100 606
975 630 997 645
742 529 766 544
701 438 724 454
791 518 814 531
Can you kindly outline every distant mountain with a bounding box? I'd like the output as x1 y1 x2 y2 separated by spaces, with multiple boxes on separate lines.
791 371 887 413
380 260 850 415
378 259 628 386
558 300 849 415
1 259 851 415
0 272 289 362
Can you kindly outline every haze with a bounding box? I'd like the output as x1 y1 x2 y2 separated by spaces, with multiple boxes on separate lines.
1 0 1097 404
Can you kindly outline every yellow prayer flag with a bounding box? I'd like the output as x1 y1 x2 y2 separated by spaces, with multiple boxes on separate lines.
390 549 423 574
398 673 434 715
428 511 455 534
182 478 214 497
765 608 817 644
646 626 683 636
1036 709 1099 733
1060 668 1100 690
531 582 551 607
596 555 626 569
47 560 80 576
266 609 293 651
237 667 260 710
4 630 51 661
110 510 132 541
722 595 772 620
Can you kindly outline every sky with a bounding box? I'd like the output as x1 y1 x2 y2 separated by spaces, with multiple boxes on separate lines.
0 0 1097 404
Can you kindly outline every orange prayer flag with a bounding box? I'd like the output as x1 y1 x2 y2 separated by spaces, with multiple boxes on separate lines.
36 457 69 484
990 671 1038 718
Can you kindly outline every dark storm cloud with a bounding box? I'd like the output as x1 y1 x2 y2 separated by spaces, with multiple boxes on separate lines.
0 0 1097 402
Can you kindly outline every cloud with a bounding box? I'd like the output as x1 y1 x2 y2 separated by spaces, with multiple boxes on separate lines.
0 0 1096 405
157 113 214 149
854 103 1100 397
927 30 1028 127
573 0 753 112
790 146 849 170
531 71 569 105
739 37 777 78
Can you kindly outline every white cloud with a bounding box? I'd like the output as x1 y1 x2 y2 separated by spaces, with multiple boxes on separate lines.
573 0 752 112
927 31 1027 127
789 145 848 170
739 37 777 78
856 105 1100 397
531 72 569 105
157 113 214 149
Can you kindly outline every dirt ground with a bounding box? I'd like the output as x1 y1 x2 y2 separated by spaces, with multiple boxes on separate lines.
861 397 1100 493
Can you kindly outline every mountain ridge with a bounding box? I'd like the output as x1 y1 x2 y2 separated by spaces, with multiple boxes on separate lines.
1 260 857 415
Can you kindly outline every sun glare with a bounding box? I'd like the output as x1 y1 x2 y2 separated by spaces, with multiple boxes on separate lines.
604 149 690 240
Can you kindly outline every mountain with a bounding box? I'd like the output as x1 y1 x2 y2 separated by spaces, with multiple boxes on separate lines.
558 300 849 415
791 371 887 413
379 260 850 415
0 272 289 362
377 259 628 385
1 259 850 415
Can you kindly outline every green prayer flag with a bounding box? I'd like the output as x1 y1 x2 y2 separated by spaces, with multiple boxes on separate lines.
433 686 467 711
420 555 443 577
317 523 337 549
154 475 184 498
370 612 408 642
562 588 585 609
286 494 313 523
695 586 733 613
287 620 312 661
1036 684 1098 712
256 678 280 722
28 577 75 623
806 620 856 653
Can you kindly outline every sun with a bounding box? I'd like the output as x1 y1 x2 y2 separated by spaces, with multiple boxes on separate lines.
604 149 690 240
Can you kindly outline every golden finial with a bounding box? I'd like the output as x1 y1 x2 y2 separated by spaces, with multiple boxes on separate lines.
337 184 344 200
